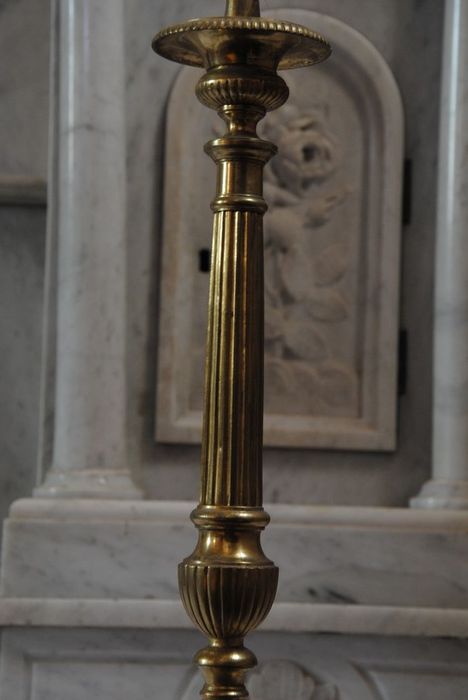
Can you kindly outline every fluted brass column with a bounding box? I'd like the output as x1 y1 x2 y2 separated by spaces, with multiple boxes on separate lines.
153 3 330 698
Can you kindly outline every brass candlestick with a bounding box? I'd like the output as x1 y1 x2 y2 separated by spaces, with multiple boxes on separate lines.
152 2 330 698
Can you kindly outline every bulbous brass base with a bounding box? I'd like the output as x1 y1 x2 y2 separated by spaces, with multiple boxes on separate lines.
179 507 278 636
179 507 278 700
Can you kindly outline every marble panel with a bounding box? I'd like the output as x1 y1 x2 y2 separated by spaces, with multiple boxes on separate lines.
2 628 468 700
0 629 196 700
31 661 189 700
356 660 468 700
155 10 403 452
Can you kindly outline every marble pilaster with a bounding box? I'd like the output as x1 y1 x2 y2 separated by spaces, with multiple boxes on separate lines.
411 0 468 509
35 0 141 499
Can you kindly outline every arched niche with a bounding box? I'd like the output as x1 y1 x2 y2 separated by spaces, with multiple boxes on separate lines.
155 9 403 451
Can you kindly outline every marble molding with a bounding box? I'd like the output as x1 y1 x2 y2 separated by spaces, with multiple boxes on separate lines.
35 0 141 499
155 9 403 452
4 499 468 610
411 0 468 509
4 598 468 638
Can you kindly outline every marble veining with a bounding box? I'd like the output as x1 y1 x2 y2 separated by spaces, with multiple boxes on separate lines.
3 500 468 609
3 598 468 640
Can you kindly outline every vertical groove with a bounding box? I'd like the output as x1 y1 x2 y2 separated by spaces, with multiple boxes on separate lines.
201 207 264 507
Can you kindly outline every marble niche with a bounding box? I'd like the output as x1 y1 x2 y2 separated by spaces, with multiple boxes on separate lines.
156 10 403 452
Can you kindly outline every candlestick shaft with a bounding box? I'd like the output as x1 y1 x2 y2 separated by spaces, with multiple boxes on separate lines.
225 0 260 16
152 7 330 699
179 100 280 700
201 121 274 507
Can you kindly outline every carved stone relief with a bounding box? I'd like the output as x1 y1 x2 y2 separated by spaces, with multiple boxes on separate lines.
354 660 468 700
181 660 339 700
156 9 403 450
260 106 356 420
249 660 339 700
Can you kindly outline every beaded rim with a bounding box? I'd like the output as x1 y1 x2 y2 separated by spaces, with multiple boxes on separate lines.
152 16 331 70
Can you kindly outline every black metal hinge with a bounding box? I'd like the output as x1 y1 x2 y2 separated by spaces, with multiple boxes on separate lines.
398 329 408 396
402 158 412 226
199 248 211 273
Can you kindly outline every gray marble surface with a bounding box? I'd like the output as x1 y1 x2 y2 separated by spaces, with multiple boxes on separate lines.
0 209 46 536
0 1 50 532
0 0 50 178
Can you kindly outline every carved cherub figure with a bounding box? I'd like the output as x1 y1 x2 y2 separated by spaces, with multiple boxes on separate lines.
258 105 356 416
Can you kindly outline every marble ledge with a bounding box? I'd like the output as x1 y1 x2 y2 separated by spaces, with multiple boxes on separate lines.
5 499 468 607
0 599 468 638
9 498 468 531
